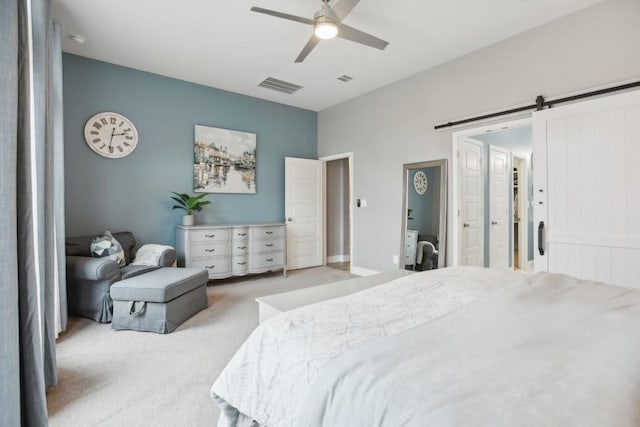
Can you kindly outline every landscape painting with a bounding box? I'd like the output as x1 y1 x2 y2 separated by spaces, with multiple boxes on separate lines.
194 125 256 194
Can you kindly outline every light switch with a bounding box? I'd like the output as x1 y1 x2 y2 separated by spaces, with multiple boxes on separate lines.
361 199 367 207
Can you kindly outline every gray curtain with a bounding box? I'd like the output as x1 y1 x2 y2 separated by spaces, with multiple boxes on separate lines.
1 0 66 425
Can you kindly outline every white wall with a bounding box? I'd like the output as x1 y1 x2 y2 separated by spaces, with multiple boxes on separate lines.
318 0 640 273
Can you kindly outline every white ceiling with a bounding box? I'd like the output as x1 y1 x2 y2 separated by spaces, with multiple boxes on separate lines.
52 0 602 112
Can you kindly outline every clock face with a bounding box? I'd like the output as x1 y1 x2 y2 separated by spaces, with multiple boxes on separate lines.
413 170 428 195
84 112 139 158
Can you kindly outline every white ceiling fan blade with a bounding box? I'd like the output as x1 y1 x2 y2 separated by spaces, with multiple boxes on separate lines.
295 36 321 63
337 24 389 50
250 7 314 26
330 0 360 21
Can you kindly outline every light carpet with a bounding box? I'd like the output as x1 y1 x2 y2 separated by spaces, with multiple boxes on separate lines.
47 266 354 426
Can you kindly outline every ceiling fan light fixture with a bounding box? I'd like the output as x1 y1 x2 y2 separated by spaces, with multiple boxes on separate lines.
314 19 338 39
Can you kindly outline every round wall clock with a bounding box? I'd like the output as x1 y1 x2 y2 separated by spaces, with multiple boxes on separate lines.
413 170 428 195
84 112 139 158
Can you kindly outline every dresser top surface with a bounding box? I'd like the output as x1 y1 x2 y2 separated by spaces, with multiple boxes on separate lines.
177 223 285 230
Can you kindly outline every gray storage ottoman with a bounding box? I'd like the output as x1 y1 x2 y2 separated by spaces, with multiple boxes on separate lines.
110 267 208 333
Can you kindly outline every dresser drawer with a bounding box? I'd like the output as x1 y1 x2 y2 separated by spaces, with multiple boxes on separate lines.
190 258 231 276
189 228 230 243
252 252 284 269
252 238 285 254
231 227 249 241
231 256 249 274
231 241 249 255
190 242 230 258
252 226 284 240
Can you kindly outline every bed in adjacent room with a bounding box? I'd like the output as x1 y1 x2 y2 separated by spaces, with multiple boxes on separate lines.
210 266 640 427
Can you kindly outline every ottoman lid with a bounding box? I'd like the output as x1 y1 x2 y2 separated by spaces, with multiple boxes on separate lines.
111 268 208 303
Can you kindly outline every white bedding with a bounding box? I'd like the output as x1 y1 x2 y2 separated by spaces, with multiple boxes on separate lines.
298 272 640 426
211 266 525 427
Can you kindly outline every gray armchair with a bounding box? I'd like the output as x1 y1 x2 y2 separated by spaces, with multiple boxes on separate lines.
65 231 176 323
416 234 439 271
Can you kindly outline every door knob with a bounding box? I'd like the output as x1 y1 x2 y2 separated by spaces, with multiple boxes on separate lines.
287 217 293 222
491 221 498 225
463 223 470 228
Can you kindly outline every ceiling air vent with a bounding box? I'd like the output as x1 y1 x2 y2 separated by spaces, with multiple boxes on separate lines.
258 77 303 95
337 75 353 82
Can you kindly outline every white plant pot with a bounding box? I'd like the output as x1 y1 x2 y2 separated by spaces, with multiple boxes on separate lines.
182 214 195 226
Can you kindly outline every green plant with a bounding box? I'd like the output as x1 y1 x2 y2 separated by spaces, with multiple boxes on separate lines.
170 191 211 215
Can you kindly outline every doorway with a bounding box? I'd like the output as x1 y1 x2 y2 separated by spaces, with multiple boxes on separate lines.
322 153 352 272
452 118 533 269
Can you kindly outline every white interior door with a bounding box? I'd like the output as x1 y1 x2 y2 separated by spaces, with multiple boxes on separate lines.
489 146 510 269
459 138 484 267
533 89 640 288
285 157 324 270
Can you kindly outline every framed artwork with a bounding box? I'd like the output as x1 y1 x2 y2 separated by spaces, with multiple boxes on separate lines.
193 125 256 194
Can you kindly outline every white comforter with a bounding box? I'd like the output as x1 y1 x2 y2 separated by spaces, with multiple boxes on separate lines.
211 267 525 427
298 272 640 426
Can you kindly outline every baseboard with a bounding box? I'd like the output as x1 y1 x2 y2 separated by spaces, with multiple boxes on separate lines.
327 255 350 263
527 260 534 270
350 266 380 277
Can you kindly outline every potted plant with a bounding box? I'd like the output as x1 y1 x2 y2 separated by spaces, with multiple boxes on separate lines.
171 191 211 226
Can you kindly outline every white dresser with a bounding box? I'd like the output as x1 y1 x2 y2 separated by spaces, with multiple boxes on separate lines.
404 229 418 268
176 223 286 280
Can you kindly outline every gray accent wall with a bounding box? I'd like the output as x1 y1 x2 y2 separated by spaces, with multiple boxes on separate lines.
407 167 441 239
318 0 640 272
63 54 317 247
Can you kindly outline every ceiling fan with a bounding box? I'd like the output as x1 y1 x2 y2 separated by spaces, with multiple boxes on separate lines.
250 0 389 63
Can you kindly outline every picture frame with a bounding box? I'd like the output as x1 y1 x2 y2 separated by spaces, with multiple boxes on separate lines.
193 125 256 194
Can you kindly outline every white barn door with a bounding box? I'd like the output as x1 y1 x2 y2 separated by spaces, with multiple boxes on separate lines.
533 90 640 288
285 157 324 270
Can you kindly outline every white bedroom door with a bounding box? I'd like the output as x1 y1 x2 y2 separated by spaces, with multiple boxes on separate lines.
489 146 510 269
533 89 640 288
285 157 324 270
459 138 484 267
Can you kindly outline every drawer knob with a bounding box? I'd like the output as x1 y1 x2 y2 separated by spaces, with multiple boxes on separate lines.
237 262 246 265
206 265 215 269
205 248 216 252
237 232 247 236
205 234 215 238
265 231 273 235
266 258 274 262
237 246 246 250
266 243 274 247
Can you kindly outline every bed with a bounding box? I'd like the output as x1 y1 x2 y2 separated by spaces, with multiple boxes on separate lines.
210 266 640 427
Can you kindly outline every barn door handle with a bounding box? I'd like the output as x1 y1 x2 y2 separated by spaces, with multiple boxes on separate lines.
538 221 545 256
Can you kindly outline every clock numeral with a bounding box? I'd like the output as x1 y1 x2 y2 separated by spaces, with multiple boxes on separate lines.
93 122 102 130
124 128 131 132
108 146 114 154
100 144 106 149
119 121 124 127
117 146 123 152
92 138 101 143
90 130 99 135
100 118 108 125
125 136 133 140
123 142 131 147
110 117 117 124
